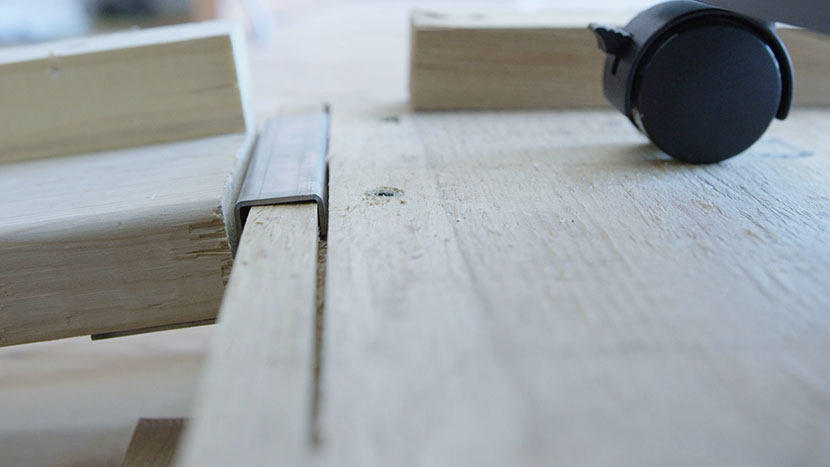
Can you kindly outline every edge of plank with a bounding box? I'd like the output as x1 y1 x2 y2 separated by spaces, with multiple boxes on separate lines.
0 21 240 64
411 7 641 29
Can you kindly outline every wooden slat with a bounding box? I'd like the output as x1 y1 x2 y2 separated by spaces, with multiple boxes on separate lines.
0 133 252 346
122 419 186 467
0 21 251 164
410 11 606 110
0 328 208 467
176 204 320 466
312 102 830 465
410 10 830 110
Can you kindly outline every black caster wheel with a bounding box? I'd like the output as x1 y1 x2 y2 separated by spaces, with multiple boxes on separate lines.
590 0 794 164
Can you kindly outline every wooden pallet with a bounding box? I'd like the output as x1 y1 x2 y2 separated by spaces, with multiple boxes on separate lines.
178 102 830 466
3 4 830 465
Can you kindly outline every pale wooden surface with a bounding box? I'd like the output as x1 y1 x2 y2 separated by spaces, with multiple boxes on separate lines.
176 101 830 466
311 103 830 466
0 2 404 463
3 1 830 466
176 204 320 467
0 20 258 346
410 10 830 110
0 21 251 164
0 328 208 467
122 419 186 467
0 133 252 346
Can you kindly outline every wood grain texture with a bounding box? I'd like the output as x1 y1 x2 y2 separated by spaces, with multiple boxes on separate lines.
410 11 606 110
0 21 252 164
0 133 253 346
410 10 830 110
122 419 186 467
176 204 320 467
312 102 830 466
5 2 828 465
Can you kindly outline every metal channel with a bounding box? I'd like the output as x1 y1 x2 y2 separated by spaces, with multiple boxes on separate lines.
234 111 329 243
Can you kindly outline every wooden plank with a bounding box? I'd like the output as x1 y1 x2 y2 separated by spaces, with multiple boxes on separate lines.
0 327 208 467
176 204 320 467
410 11 607 110
410 9 830 110
313 102 830 465
779 28 830 107
0 132 252 346
122 419 186 467
0 21 252 164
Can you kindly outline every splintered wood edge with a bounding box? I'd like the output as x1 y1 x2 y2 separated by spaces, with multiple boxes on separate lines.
0 21 236 63
222 132 256 254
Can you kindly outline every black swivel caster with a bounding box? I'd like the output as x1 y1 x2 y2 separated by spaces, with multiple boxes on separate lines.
590 0 794 164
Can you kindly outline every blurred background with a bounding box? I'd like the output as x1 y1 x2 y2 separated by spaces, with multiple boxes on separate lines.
5 1 827 467
0 0 657 45
0 0 270 44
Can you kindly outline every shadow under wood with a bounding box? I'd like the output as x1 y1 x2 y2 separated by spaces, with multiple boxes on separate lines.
310 239 327 448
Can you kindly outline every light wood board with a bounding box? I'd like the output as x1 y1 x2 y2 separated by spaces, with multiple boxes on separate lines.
175 100 830 466
5 2 829 465
0 328 209 467
296 102 828 466
0 132 252 346
410 10 830 110
122 419 186 467
176 204 320 467
0 21 252 164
